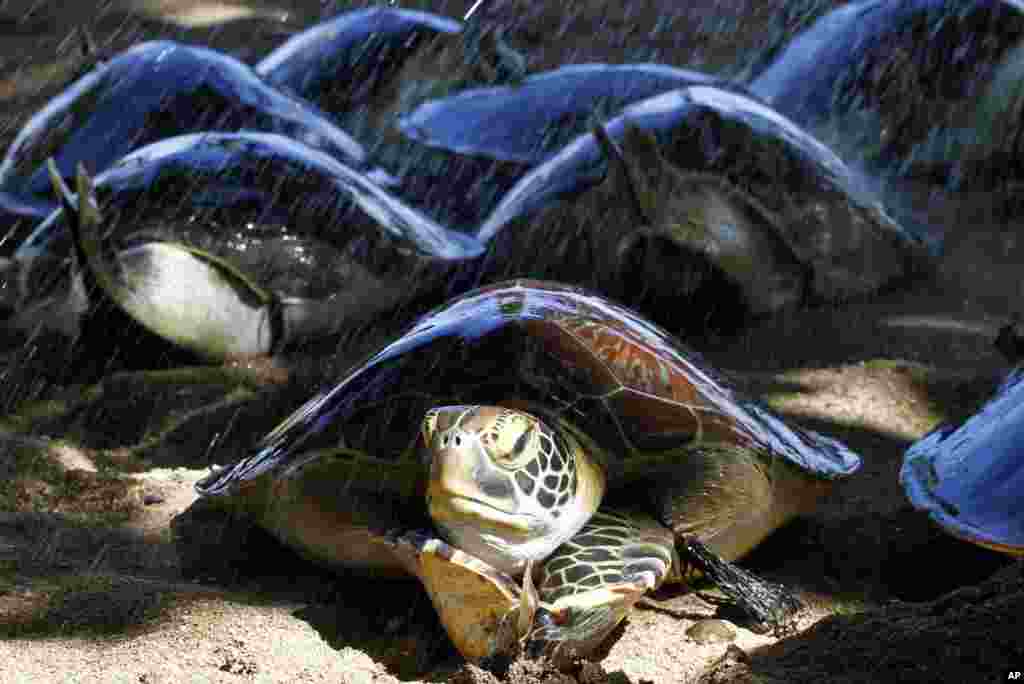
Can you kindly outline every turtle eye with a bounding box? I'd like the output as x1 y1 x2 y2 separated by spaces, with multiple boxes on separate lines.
512 429 532 458
491 424 535 468
453 434 463 448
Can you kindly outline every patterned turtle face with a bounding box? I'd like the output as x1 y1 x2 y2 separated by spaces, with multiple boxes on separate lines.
422 405 600 575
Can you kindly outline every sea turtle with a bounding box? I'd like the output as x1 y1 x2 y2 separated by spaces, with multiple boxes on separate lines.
191 280 862 664
43 161 317 362
253 5 530 229
3 135 482 371
0 40 369 222
382 63 723 226
468 85 930 333
749 0 1024 185
0 161 308 402
901 364 1024 557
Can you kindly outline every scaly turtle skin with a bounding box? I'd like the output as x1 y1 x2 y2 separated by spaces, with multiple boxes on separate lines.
0 40 368 220
194 280 861 663
470 85 930 333
901 364 1024 557
749 0 1024 185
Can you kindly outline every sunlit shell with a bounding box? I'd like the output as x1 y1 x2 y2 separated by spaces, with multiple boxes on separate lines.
902 366 1024 556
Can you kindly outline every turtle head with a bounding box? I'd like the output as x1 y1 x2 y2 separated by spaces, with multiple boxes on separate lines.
593 124 808 328
422 405 604 576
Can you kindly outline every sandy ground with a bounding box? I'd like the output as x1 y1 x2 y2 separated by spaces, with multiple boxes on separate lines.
0 1 1023 683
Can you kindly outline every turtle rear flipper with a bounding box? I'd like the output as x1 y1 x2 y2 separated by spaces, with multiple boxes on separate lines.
680 536 802 632
623 443 819 630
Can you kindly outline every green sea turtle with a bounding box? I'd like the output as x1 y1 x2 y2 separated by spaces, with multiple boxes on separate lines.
254 7 464 118
3 139 482 377
191 280 861 664
469 85 930 334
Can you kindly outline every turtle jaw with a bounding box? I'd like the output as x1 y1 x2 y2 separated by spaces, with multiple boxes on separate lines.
428 493 538 539
428 493 547 575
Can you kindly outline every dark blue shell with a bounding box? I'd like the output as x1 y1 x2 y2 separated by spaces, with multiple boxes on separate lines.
0 40 368 219
750 0 1024 178
256 8 462 115
374 65 717 229
196 279 861 495
398 63 718 165
17 131 478 263
902 366 1024 555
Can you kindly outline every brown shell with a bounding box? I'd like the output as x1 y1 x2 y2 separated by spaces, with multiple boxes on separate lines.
197 280 858 497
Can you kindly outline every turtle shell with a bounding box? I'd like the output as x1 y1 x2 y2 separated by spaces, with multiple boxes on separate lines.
397 63 720 165
749 0 1024 183
380 64 720 229
0 40 368 219
901 365 1024 556
18 132 475 257
15 132 480 302
472 85 929 315
197 280 860 496
255 8 462 117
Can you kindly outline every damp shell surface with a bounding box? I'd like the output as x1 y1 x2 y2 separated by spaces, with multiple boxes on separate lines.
256 7 462 115
902 366 1024 556
750 0 1024 180
0 41 369 216
197 279 862 495
398 63 720 164
474 86 928 313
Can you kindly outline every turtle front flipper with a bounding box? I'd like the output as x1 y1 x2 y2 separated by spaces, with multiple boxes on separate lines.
523 509 680 666
388 530 523 664
390 509 679 668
